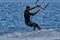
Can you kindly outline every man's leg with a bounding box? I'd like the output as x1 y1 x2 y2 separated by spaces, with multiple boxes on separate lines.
33 23 41 30
35 24 41 30
33 25 36 31
27 21 41 30
26 21 37 30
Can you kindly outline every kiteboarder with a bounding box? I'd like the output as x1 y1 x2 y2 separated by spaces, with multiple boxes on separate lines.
24 5 41 31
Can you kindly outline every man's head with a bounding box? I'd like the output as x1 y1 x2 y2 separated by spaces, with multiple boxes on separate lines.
26 6 30 10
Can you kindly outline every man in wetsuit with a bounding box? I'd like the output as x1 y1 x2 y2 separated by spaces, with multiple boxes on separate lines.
24 5 41 31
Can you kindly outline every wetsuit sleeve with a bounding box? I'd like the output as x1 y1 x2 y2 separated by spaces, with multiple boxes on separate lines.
29 6 37 10
29 13 34 16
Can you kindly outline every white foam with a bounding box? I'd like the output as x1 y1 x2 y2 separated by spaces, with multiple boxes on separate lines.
0 29 60 40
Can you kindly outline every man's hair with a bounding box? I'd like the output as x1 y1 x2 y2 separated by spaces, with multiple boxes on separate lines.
26 6 30 9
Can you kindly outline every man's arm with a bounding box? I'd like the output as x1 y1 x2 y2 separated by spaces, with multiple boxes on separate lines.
29 6 37 10
29 5 40 10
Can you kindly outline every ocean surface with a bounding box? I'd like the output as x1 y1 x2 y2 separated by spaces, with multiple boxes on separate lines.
0 0 60 36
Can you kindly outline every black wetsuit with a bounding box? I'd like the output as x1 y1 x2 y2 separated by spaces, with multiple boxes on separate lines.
24 10 35 24
24 6 41 30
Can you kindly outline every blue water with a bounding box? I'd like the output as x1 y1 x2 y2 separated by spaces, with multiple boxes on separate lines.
0 0 60 35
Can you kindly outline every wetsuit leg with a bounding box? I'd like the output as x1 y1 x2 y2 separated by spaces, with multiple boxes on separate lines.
25 21 33 27
26 21 41 30
33 23 41 31
35 24 41 30
33 25 36 31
